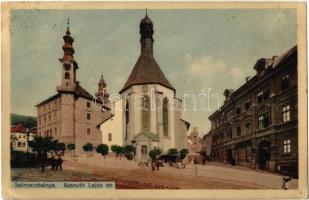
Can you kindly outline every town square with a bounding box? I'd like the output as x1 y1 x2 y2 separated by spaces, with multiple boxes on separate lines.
7 6 302 192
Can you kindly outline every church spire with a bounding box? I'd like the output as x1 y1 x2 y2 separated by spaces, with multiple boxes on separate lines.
62 17 75 61
139 10 154 55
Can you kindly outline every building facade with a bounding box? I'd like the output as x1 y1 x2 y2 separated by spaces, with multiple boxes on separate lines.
99 13 190 161
36 23 110 155
209 46 298 177
10 124 36 152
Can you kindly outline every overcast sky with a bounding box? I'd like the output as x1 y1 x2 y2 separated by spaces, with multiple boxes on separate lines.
10 9 296 135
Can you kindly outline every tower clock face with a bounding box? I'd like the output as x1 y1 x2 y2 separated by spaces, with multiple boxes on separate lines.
64 63 71 71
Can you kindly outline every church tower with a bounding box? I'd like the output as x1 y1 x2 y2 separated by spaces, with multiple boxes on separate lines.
57 18 78 92
95 74 110 108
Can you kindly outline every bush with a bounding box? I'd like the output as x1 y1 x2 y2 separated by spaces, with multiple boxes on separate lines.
149 148 161 159
83 143 93 157
111 145 124 158
67 144 75 150
96 144 109 158
167 148 178 155
10 150 39 168
179 148 189 159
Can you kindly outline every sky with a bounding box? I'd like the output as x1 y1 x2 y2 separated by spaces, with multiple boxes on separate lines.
10 9 297 135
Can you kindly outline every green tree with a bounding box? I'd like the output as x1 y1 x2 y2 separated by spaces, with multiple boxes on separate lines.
96 144 109 159
67 144 75 157
179 148 189 159
56 142 66 153
28 136 56 172
111 145 124 159
149 148 161 160
82 143 93 157
167 148 178 155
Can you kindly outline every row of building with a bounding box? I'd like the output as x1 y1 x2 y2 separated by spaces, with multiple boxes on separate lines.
207 46 298 177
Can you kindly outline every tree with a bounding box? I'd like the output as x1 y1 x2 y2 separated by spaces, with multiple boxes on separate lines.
96 144 109 159
111 145 124 159
67 144 75 157
28 136 55 172
124 145 135 160
149 148 161 160
167 148 178 155
179 148 189 159
56 142 66 153
82 143 93 157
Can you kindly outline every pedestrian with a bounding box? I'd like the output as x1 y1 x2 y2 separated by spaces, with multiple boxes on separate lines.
156 159 160 171
50 153 55 170
151 159 155 171
55 154 63 171
282 174 292 190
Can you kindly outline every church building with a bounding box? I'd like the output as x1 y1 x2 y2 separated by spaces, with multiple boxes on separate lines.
36 21 110 155
99 13 190 161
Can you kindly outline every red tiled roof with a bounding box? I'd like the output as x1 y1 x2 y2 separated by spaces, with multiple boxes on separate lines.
11 124 26 133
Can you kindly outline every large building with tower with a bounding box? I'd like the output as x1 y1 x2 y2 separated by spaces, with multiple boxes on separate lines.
36 22 110 155
99 13 190 161
209 46 298 177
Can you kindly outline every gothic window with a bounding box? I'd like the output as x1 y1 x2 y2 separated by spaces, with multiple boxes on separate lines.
125 100 129 140
163 97 168 137
142 95 150 131
65 72 70 80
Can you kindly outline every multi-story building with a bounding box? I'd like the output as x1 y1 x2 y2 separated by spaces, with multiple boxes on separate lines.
209 46 298 177
10 124 36 152
36 22 110 155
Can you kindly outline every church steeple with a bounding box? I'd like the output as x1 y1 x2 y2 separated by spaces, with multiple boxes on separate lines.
140 10 154 55
57 18 78 92
62 17 75 61
95 74 110 108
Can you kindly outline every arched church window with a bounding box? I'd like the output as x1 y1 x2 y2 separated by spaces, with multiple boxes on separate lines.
125 100 129 140
65 72 70 80
163 97 169 136
142 95 150 131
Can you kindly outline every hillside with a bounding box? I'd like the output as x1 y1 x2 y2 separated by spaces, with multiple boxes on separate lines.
11 113 37 128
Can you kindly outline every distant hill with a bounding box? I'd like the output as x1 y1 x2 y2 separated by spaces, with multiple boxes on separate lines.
11 113 37 128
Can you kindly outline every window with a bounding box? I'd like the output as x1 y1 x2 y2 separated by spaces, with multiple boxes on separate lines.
54 112 57 120
55 128 57 135
87 102 91 108
257 91 263 103
141 145 148 155
125 100 129 140
237 126 241 136
87 128 91 135
281 74 290 91
108 133 112 142
263 88 270 100
163 97 169 136
48 115 51 122
141 95 150 131
87 113 91 120
44 117 46 124
282 105 291 123
283 139 291 153
258 112 270 129
65 72 70 79
236 106 241 115
245 97 251 110
245 122 250 134
227 129 233 140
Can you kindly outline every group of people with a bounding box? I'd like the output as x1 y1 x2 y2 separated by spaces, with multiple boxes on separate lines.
151 159 162 171
48 152 63 170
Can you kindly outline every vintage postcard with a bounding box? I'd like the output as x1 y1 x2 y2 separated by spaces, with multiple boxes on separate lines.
1 2 307 199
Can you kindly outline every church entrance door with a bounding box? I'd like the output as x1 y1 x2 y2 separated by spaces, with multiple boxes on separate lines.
141 145 148 161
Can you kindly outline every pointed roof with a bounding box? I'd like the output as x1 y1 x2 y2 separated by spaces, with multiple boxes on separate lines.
120 54 175 93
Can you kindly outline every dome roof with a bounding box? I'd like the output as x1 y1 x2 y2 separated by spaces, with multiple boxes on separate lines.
140 14 153 26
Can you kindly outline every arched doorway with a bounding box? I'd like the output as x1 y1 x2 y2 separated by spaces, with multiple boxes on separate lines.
141 145 148 161
258 141 271 170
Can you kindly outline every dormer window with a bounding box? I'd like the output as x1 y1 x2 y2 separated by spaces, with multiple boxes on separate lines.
281 74 290 91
